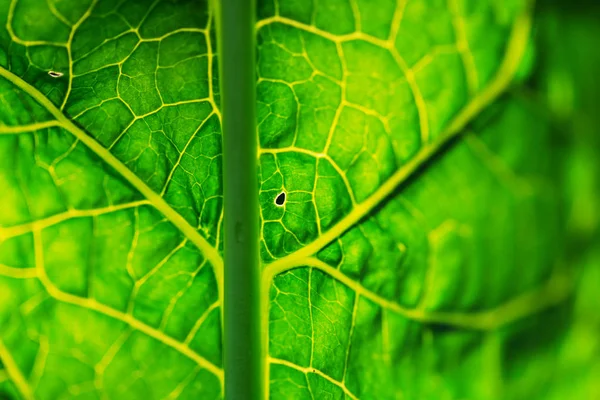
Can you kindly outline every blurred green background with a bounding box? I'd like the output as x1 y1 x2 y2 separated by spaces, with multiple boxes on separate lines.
509 0 599 397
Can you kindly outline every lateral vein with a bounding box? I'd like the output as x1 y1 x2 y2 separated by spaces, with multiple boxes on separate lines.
0 120 60 134
32 230 223 379
267 257 572 331
264 4 533 272
0 66 224 275
0 338 34 400
269 357 359 400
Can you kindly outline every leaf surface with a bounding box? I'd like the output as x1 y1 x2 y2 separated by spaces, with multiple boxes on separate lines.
0 0 598 399
0 0 223 398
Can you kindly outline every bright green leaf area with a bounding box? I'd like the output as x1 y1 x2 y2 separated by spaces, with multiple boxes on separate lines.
0 0 598 399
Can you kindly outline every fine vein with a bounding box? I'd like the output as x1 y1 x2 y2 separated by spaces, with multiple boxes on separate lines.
0 67 224 275
264 4 533 273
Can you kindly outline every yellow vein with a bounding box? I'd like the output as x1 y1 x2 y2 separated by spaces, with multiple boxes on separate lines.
127 239 188 314
264 4 533 272
0 264 37 279
0 66 223 274
259 147 357 206
269 257 573 331
269 357 359 400
6 0 66 48
160 113 214 196
341 292 359 383
40 277 224 377
165 366 202 399
256 16 389 49
0 339 34 400
0 120 60 134
0 200 148 240
205 5 222 122
184 301 221 345
94 329 132 391
448 0 479 95
61 0 98 110
33 231 223 379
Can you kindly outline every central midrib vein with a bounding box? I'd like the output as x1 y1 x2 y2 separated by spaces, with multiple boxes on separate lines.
217 0 262 399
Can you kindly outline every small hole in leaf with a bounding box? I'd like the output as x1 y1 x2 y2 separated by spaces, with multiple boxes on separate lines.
274 191 286 207
48 71 63 78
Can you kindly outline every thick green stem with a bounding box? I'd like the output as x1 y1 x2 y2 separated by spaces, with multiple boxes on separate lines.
216 0 261 399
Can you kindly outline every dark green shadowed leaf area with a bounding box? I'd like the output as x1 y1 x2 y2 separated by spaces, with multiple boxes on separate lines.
0 0 598 399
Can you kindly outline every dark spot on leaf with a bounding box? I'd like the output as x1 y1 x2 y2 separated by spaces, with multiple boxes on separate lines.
48 71 63 78
274 191 286 207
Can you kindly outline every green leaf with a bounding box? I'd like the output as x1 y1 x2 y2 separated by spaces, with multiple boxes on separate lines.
0 0 598 399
